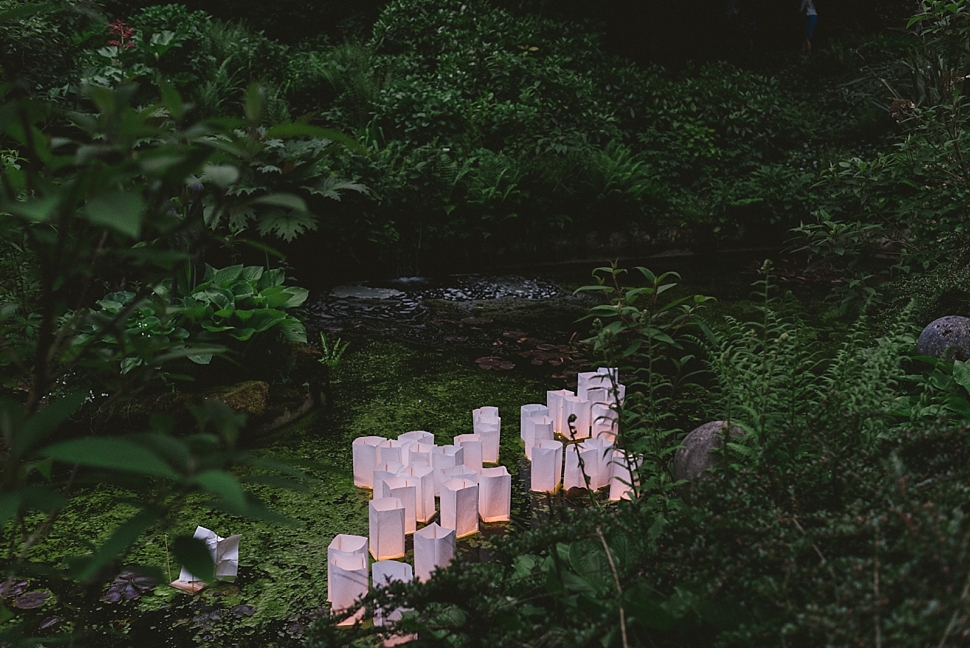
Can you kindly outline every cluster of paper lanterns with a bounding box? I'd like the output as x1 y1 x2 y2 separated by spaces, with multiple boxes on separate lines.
329 366 635 629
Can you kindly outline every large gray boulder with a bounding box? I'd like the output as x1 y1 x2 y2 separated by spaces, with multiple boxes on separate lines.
672 421 745 482
917 316 970 361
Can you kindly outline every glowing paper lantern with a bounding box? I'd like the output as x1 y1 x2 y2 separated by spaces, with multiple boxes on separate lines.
473 406 499 422
520 404 548 440
373 461 404 500
378 439 413 467
329 552 368 622
382 475 418 534
479 466 511 522
408 442 435 470
352 436 386 488
455 434 483 473
369 497 406 560
372 560 414 627
440 477 479 538
173 525 240 591
413 523 456 582
432 445 464 497
546 389 572 434
531 439 563 493
591 403 617 441
563 443 598 490
562 394 591 440
441 464 479 485
326 534 368 602
403 465 435 523
398 430 434 446
524 415 554 460
475 415 501 464
609 450 640 501
581 436 615 490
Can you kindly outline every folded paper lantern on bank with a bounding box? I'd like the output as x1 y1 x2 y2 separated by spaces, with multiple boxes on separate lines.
441 464 478 485
563 443 598 490
479 466 511 522
373 461 405 500
413 523 456 582
585 386 612 409
591 403 617 441
352 436 387 488
172 525 240 593
546 389 572 434
609 450 640 501
398 430 434 446
474 413 501 464
372 560 414 628
432 445 464 496
326 534 368 602
523 415 554 460
403 465 435 523
473 406 498 423
378 439 413 467
531 439 563 493
520 404 548 440
408 443 435 470
582 436 615 491
440 478 479 537
329 552 368 624
455 434 483 473
382 476 418 534
369 497 406 560
562 394 591 440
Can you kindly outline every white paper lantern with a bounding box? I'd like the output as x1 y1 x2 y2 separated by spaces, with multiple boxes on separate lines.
378 439 413 467
576 371 600 400
327 534 368 602
432 445 464 497
591 403 618 441
398 430 434 446
440 477 479 538
413 523 456 582
329 552 368 616
369 497 406 560
562 394 591 440
352 436 386 488
524 415 554 460
408 442 435 470
454 434 483 473
546 389 572 434
531 439 563 493
472 406 499 422
176 525 240 585
520 404 548 440
441 464 479 485
475 416 501 464
479 466 511 522
563 443 598 490
403 465 435 523
581 436 615 491
382 475 418 534
373 461 405 500
585 386 612 407
372 560 414 627
609 450 640 501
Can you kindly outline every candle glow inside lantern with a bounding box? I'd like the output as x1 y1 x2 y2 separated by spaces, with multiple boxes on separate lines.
531 439 563 493
329 552 368 622
327 534 368 602
523 415 554 460
369 497 406 560
478 466 511 522
454 434 483 473
352 436 386 488
373 461 404 500
581 436 615 490
609 450 640 501
381 475 418 534
520 404 548 440
403 465 435 523
563 443 598 490
408 443 435 470
398 430 434 446
378 439 413 467
440 477 479 538
562 394 591 440
546 389 572 434
413 523 456 582
476 416 501 464
372 560 414 627
432 445 464 497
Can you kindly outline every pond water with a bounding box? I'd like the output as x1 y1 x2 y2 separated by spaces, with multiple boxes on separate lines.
14 251 841 646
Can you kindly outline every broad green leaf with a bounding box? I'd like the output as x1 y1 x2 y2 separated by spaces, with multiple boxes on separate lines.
279 318 307 343
241 266 263 282
86 192 145 238
42 438 180 479
194 470 248 513
251 193 307 212
263 123 363 151
279 287 308 309
212 265 244 286
203 164 240 188
173 535 214 583
257 268 285 290
188 353 213 365
0 493 21 528
228 327 256 341
15 390 87 459
21 484 67 513
159 82 184 120
246 309 287 333
4 196 58 222
70 508 161 581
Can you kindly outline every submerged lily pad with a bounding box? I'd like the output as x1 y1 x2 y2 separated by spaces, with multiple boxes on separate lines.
14 591 49 609
475 356 514 370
